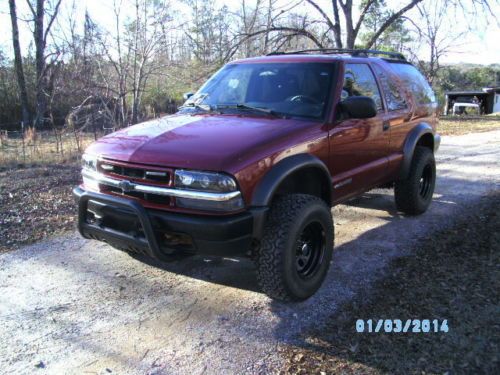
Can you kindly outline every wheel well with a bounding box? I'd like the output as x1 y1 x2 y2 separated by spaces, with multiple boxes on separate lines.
416 133 434 152
273 167 332 206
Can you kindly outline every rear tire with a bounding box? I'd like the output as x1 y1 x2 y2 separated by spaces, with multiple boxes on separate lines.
255 194 334 301
395 146 436 215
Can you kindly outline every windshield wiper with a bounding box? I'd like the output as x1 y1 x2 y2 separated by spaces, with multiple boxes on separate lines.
216 104 284 118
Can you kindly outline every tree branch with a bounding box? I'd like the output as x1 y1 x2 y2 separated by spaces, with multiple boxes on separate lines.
354 0 376 40
365 0 424 49
44 0 62 44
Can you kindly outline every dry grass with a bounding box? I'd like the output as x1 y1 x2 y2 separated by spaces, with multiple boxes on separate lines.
0 130 100 168
438 117 500 136
1 118 498 167
281 193 500 375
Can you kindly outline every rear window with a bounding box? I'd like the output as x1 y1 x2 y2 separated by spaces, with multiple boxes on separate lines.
389 63 436 105
372 64 407 111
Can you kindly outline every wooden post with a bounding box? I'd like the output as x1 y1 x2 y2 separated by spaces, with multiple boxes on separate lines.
21 121 26 163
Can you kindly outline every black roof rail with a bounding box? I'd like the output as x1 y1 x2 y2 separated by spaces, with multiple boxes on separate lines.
266 48 407 61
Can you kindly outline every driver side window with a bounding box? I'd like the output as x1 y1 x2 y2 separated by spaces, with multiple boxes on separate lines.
343 64 383 111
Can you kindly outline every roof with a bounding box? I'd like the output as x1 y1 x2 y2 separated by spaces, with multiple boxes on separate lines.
445 91 489 96
446 87 500 96
453 103 480 107
483 87 500 93
231 48 409 65
231 54 401 64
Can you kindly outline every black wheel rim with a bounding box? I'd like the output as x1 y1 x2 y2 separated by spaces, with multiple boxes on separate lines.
295 222 325 279
419 164 433 199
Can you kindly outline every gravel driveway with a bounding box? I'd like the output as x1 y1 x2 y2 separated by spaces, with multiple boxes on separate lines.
1 130 499 375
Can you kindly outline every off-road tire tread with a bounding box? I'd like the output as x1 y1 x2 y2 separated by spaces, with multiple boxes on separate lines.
395 146 435 215
256 194 332 301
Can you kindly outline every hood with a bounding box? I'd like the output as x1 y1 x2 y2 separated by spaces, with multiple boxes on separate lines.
85 114 315 173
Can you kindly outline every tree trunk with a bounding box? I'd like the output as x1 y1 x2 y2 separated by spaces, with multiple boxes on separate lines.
331 0 342 48
8 0 31 126
34 0 47 128
339 0 356 48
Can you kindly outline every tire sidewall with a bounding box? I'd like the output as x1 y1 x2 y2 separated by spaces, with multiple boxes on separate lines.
282 201 333 300
412 150 436 212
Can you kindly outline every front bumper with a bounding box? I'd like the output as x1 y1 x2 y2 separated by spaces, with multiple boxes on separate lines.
73 187 267 260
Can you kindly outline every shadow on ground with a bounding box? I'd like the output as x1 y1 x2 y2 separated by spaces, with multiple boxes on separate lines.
128 251 261 293
9 172 495 374
121 187 402 293
280 193 500 374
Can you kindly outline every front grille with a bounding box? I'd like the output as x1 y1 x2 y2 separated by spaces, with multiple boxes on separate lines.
99 161 171 184
102 185 171 205
98 160 173 205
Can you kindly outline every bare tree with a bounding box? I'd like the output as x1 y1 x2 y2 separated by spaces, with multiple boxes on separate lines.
302 0 424 49
362 0 423 49
3 0 498 134
8 0 31 126
232 1 325 60
405 2 460 84
129 0 174 124
25 0 63 128
404 0 495 84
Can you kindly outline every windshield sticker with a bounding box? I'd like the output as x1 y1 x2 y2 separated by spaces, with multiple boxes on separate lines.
228 79 240 89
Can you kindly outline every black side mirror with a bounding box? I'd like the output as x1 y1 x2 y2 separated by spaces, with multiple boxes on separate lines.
183 92 194 100
339 96 377 119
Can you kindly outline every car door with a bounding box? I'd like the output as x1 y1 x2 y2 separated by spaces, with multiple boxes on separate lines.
328 62 390 203
371 62 413 178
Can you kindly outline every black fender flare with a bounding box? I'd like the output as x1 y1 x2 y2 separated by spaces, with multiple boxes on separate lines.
251 153 332 207
399 122 435 180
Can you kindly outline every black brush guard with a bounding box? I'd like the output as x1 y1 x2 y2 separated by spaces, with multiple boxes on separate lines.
74 187 265 260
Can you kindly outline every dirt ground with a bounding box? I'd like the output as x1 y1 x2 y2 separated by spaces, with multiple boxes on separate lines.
0 163 80 252
282 192 499 374
0 130 499 374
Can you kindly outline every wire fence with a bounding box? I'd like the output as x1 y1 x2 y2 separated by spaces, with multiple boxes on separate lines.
0 125 107 167
1 115 498 167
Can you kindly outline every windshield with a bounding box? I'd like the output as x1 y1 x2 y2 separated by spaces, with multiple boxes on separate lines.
180 62 336 119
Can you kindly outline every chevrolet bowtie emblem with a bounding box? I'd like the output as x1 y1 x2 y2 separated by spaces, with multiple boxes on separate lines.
118 180 133 193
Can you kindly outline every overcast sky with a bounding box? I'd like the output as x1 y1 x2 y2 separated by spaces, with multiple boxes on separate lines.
0 0 499 65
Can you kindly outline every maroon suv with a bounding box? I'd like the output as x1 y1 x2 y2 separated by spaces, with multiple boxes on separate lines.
74 49 440 301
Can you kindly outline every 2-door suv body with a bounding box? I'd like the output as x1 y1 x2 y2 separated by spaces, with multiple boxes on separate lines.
74 49 440 301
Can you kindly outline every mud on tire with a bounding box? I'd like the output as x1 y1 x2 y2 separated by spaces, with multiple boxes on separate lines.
255 194 334 301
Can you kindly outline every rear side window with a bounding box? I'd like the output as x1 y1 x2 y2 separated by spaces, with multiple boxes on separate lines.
372 64 407 111
389 63 436 105
343 63 383 111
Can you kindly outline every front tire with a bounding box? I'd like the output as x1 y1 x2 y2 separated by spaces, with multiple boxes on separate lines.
255 194 334 301
395 146 436 215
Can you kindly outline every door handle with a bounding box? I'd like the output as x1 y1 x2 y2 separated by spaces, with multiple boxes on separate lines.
383 121 390 131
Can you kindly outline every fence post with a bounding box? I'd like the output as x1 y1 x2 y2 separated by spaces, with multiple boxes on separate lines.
21 121 26 163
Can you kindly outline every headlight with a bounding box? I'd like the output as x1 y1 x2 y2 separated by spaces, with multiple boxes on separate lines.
174 170 237 192
82 153 97 171
174 170 243 211
81 154 99 191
